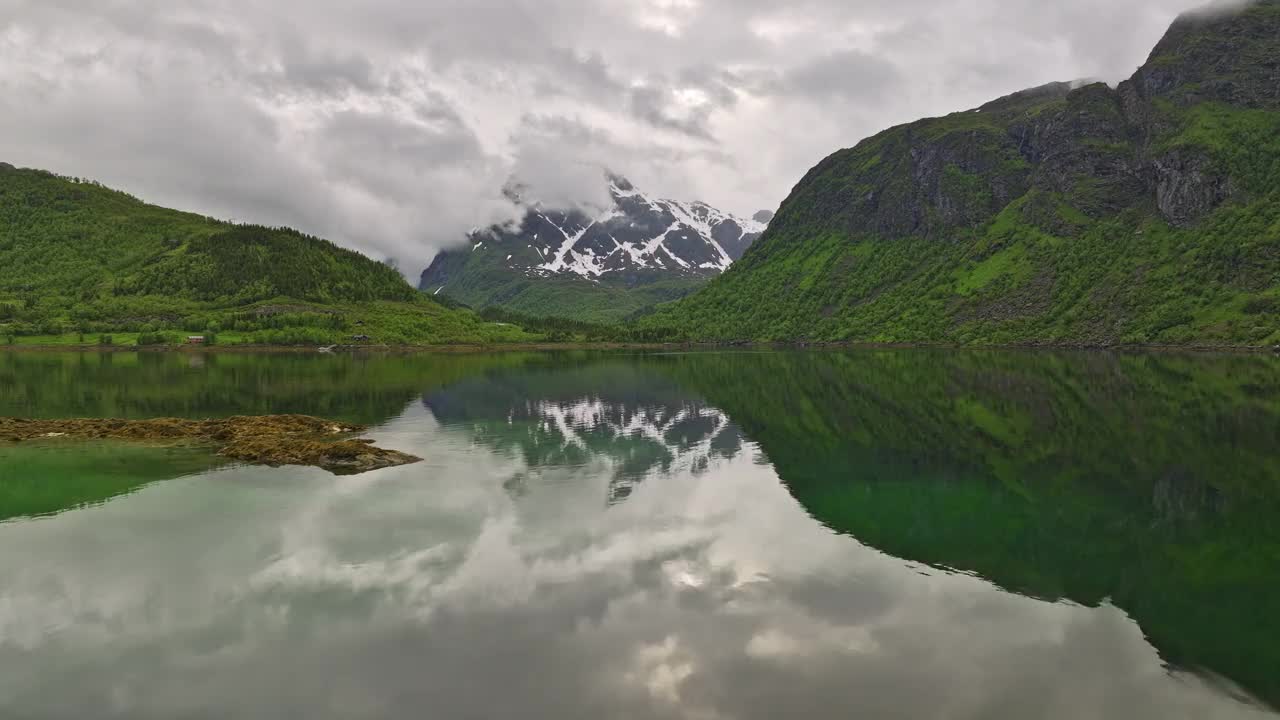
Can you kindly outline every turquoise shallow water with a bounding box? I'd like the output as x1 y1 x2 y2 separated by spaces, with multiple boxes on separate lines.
1 349 1278 719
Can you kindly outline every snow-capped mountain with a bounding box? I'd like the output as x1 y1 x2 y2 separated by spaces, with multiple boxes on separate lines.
418 176 770 321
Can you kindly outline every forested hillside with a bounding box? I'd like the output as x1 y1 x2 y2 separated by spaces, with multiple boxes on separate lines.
0 165 531 345
643 1 1280 347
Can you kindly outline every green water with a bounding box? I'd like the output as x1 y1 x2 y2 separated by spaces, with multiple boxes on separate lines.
0 441 222 521
0 349 1277 719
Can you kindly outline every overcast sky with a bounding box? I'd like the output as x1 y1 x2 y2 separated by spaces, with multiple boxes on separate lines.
0 0 1214 273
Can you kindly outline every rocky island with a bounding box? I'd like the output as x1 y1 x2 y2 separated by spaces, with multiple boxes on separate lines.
1 415 421 475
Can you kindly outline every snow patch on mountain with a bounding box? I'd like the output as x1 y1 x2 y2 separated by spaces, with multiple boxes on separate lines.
420 175 771 293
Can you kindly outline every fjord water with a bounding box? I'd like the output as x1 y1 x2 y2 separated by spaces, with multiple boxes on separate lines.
1 350 1278 719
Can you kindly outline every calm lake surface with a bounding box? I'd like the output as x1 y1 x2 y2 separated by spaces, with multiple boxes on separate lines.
1 349 1278 719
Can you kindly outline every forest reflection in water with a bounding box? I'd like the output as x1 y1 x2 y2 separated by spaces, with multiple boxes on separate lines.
1 348 1277 718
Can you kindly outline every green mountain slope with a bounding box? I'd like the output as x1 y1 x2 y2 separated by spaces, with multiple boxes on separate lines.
645 1 1280 346
0 165 532 345
426 262 704 325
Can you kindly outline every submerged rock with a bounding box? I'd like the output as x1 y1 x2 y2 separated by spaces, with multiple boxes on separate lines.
0 415 421 475
220 437 421 476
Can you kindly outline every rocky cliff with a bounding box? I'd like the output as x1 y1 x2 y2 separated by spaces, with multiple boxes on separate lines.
420 176 767 323
646 0 1280 346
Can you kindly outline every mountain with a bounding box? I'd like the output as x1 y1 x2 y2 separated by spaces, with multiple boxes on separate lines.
645 0 1280 347
419 176 768 323
0 164 532 345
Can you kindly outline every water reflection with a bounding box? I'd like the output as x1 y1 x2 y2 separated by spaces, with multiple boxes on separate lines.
0 441 222 522
424 359 747 503
0 350 536 422
0 349 1276 719
656 350 1280 708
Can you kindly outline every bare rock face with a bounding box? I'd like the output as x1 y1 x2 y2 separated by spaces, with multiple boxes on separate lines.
0 415 421 475
1137 0 1280 111
1152 149 1237 227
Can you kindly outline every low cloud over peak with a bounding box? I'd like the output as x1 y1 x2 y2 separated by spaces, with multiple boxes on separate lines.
0 0 1211 275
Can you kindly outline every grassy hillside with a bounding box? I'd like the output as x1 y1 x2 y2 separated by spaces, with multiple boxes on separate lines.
644 1 1280 347
0 165 534 346
427 263 705 324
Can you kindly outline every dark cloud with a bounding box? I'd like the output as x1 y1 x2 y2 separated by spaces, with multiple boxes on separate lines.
0 0 1213 276
275 38 381 96
677 66 743 109
628 83 718 141
530 48 627 101
777 49 905 102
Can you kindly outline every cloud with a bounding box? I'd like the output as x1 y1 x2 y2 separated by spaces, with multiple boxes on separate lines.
775 48 905 102
628 83 720 140
0 0 1216 276
273 39 381 96
507 115 620 210
0 390 1264 719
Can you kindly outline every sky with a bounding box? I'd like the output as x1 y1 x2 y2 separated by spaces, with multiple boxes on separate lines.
0 0 1219 274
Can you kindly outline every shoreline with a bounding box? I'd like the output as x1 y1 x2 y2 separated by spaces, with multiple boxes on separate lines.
1 340 1277 355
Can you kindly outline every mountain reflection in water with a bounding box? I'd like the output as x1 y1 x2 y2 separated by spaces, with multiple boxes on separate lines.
0 349 1277 719
423 360 748 504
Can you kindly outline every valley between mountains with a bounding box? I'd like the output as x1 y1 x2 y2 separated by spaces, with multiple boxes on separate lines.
1 0 1278 349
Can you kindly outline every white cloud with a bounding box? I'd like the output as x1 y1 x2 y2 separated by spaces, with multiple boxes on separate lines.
0 0 1210 276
